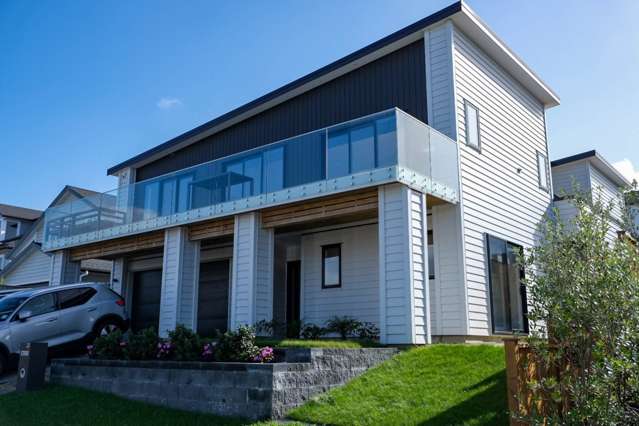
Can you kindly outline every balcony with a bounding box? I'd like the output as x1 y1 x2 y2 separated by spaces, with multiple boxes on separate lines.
43 108 460 250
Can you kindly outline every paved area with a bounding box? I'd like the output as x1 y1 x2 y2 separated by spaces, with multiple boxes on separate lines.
0 373 17 395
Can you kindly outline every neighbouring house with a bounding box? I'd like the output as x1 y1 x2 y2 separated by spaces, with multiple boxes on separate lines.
551 150 631 242
39 1 562 344
0 203 41 271
0 186 112 288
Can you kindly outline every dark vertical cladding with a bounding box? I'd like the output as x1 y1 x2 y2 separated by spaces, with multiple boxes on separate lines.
136 39 427 182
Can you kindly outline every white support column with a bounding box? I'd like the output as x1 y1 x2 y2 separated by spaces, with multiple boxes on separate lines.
49 250 81 286
229 212 274 332
110 258 126 295
378 184 431 345
158 227 200 337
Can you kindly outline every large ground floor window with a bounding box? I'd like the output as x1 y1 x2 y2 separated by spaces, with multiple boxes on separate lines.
486 235 528 334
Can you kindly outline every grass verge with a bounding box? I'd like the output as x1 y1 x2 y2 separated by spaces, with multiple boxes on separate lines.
288 344 508 425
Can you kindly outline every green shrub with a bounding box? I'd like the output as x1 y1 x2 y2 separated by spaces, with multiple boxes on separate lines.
125 328 159 360
325 316 361 340
215 325 259 362
89 330 125 360
168 325 202 361
254 319 281 336
356 322 380 340
521 189 639 424
300 323 325 340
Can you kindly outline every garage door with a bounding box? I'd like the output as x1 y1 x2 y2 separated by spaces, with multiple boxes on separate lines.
197 260 230 337
131 269 162 332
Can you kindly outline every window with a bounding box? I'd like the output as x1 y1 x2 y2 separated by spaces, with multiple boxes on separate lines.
537 151 549 191
486 235 528 334
322 244 341 288
428 230 435 280
18 293 57 318
464 100 481 151
58 287 97 309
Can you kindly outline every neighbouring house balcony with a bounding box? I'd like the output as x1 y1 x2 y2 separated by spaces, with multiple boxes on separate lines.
43 108 460 251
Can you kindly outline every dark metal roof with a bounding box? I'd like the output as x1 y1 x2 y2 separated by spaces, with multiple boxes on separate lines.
0 204 42 221
107 1 463 176
550 150 597 167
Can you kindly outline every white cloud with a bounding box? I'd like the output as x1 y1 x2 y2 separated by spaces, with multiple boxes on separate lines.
612 158 639 184
156 97 182 110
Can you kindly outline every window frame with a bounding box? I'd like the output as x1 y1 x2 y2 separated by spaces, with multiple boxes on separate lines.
463 99 481 152
485 234 529 335
427 229 435 280
321 243 342 289
536 150 550 192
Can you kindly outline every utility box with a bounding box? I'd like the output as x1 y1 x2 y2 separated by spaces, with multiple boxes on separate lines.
15 342 48 392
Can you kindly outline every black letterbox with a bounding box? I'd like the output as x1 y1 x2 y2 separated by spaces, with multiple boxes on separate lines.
15 342 48 392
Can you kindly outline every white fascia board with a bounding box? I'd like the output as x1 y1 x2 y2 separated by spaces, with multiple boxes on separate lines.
452 3 560 108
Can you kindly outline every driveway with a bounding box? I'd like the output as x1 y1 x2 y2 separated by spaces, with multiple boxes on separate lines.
0 372 17 395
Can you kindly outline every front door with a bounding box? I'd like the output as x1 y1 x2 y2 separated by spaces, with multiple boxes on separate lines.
197 260 230 337
286 260 301 337
131 269 162 332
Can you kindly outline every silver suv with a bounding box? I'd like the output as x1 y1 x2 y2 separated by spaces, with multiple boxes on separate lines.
0 283 128 374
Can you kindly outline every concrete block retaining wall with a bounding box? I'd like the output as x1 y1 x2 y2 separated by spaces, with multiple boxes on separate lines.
50 348 397 420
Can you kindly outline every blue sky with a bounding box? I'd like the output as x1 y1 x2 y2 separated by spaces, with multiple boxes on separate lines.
1 0 638 210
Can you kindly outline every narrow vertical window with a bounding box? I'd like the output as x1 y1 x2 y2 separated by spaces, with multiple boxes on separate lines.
428 230 435 280
537 151 549 191
464 100 481 151
322 244 341 288
486 235 528 334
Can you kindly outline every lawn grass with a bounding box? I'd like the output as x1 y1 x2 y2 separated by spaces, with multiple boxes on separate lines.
255 337 378 348
288 344 508 426
0 384 292 426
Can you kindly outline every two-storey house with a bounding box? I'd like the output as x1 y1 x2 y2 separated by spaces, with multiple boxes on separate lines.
0 186 112 288
551 150 631 242
0 203 42 271
41 1 559 344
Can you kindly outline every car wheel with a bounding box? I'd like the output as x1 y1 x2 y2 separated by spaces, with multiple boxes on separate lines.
95 319 122 338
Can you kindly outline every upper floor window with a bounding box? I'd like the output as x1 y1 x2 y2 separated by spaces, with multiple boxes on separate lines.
464 100 481 151
537 151 549 191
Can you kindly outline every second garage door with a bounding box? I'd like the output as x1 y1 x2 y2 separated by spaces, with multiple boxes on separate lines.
197 260 230 337
131 269 162 332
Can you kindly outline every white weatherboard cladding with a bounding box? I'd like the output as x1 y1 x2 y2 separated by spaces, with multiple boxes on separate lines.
300 223 379 329
110 258 125 295
49 250 80 286
2 249 51 286
430 203 468 336
424 22 457 140
378 184 430 344
229 212 273 330
452 26 551 335
158 227 200 336
552 162 590 196
589 165 624 225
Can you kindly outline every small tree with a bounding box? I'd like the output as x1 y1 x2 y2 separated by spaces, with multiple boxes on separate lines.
520 191 639 425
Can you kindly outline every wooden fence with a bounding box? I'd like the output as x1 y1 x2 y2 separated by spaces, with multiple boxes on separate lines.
504 338 566 426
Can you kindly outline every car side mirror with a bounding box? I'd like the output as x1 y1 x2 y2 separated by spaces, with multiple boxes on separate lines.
18 310 33 322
